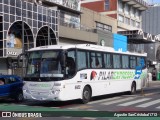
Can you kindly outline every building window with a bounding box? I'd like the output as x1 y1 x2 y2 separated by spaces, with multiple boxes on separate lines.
124 4 129 15
135 9 138 19
59 11 80 29
138 11 141 19
118 0 123 12
125 17 130 25
105 0 109 10
131 19 135 27
118 15 124 23
96 22 112 32
130 6 134 17
136 9 141 19
135 21 140 28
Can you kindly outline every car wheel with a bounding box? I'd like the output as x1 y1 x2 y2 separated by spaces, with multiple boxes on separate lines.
15 92 24 102
81 86 91 104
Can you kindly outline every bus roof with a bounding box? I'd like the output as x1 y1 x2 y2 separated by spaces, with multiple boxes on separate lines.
28 44 147 57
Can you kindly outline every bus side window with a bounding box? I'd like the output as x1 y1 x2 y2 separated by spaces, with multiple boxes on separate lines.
104 53 112 68
90 58 95 68
66 49 76 77
130 56 136 69
66 57 76 76
96 58 101 68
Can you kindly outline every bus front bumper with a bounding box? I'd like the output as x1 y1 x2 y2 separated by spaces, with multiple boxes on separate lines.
23 90 61 101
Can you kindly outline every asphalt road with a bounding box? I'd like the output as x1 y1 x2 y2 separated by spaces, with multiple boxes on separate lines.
1 83 160 120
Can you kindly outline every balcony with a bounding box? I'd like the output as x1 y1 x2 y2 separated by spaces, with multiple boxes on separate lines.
59 21 98 43
122 0 148 10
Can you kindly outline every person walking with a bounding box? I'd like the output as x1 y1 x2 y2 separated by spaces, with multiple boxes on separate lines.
152 67 157 81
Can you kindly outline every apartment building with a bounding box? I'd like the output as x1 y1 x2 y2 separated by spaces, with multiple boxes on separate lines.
81 0 148 31
81 7 117 47
81 0 154 53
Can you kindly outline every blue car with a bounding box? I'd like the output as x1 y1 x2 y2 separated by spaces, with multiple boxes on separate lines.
0 75 24 102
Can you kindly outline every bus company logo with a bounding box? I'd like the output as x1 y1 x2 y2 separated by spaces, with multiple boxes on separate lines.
90 71 97 80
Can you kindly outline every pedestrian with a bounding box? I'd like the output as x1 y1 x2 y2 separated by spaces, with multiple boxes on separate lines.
152 67 157 81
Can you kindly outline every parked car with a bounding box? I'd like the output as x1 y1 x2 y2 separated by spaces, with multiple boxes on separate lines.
0 75 24 102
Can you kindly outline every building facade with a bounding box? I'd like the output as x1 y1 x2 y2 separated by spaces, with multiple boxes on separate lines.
0 0 118 75
0 0 59 74
81 0 148 31
81 7 117 47
81 0 150 53
36 0 99 45
142 5 160 70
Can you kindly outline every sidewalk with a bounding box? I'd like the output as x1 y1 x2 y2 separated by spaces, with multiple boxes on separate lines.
147 80 160 88
141 80 160 96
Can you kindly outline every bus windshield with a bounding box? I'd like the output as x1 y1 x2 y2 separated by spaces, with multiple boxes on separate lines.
26 50 64 78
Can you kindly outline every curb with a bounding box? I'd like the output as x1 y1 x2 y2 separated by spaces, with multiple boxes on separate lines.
142 92 160 96
143 85 160 90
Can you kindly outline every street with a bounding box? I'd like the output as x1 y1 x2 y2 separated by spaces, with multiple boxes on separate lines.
0 81 160 120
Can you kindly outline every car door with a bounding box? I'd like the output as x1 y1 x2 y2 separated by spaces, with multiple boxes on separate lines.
0 77 11 97
9 76 23 96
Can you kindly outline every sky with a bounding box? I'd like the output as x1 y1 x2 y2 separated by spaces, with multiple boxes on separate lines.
146 0 160 4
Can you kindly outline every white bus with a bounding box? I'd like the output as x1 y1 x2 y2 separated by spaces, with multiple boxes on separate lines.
20 44 147 103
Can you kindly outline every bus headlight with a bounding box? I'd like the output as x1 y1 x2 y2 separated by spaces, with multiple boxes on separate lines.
52 90 60 95
23 85 30 93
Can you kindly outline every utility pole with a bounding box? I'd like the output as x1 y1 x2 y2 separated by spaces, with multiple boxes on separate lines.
48 9 50 46
21 0 25 77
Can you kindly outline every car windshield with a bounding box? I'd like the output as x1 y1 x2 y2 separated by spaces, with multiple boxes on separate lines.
26 50 63 78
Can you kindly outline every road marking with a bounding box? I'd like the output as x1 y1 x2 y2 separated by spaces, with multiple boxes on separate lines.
136 99 160 108
50 107 60 109
82 117 96 120
102 97 135 105
61 116 72 119
78 105 92 109
121 95 137 97
68 107 78 110
118 98 151 106
88 97 122 104
143 92 160 96
68 105 92 110
156 106 160 109
87 109 99 111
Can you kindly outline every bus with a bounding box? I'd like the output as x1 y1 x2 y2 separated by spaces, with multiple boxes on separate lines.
19 44 147 103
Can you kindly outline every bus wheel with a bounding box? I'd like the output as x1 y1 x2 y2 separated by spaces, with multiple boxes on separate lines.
81 86 91 104
130 82 136 95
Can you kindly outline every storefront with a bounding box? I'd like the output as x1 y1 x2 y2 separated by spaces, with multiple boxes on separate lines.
0 0 58 75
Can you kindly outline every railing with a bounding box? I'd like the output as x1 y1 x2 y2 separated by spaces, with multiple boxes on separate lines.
127 44 145 53
59 19 96 33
